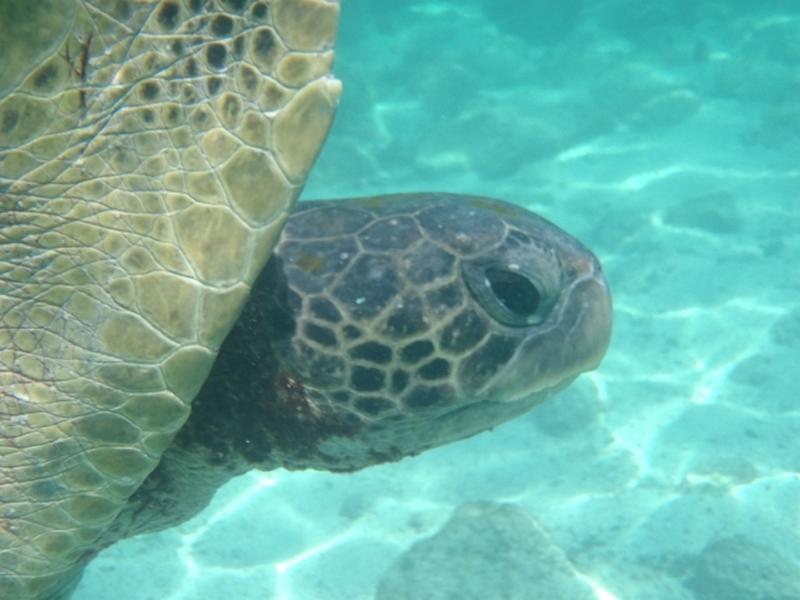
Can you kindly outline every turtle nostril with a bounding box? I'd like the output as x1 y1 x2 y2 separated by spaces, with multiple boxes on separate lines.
485 267 540 318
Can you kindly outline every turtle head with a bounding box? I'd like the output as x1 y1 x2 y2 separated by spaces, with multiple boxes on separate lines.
251 194 611 472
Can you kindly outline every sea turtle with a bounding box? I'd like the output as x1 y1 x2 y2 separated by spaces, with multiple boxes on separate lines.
0 2 612 599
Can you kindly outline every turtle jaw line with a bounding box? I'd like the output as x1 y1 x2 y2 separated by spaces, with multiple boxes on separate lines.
483 373 578 406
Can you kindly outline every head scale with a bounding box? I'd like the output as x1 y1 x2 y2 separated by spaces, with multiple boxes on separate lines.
247 193 612 471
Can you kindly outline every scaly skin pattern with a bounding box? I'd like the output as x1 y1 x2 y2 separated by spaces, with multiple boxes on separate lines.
109 193 613 542
228 193 613 468
0 1 340 597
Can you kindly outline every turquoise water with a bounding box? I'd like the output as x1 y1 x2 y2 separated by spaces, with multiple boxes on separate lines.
77 1 800 598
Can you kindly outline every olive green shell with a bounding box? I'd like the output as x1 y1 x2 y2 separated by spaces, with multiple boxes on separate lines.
0 1 340 597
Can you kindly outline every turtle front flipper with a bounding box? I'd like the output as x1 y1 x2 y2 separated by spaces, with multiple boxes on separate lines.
0 1 340 597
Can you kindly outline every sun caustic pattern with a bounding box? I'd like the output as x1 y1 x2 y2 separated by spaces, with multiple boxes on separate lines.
4 0 799 599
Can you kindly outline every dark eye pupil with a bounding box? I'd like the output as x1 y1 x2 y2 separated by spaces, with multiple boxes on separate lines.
485 267 540 317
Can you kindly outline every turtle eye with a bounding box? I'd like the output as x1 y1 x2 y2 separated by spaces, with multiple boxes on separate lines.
463 262 550 327
485 267 540 318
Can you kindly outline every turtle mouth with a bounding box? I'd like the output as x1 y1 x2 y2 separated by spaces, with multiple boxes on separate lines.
410 380 572 451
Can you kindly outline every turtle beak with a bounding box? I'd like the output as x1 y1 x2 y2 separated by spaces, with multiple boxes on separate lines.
570 259 613 372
